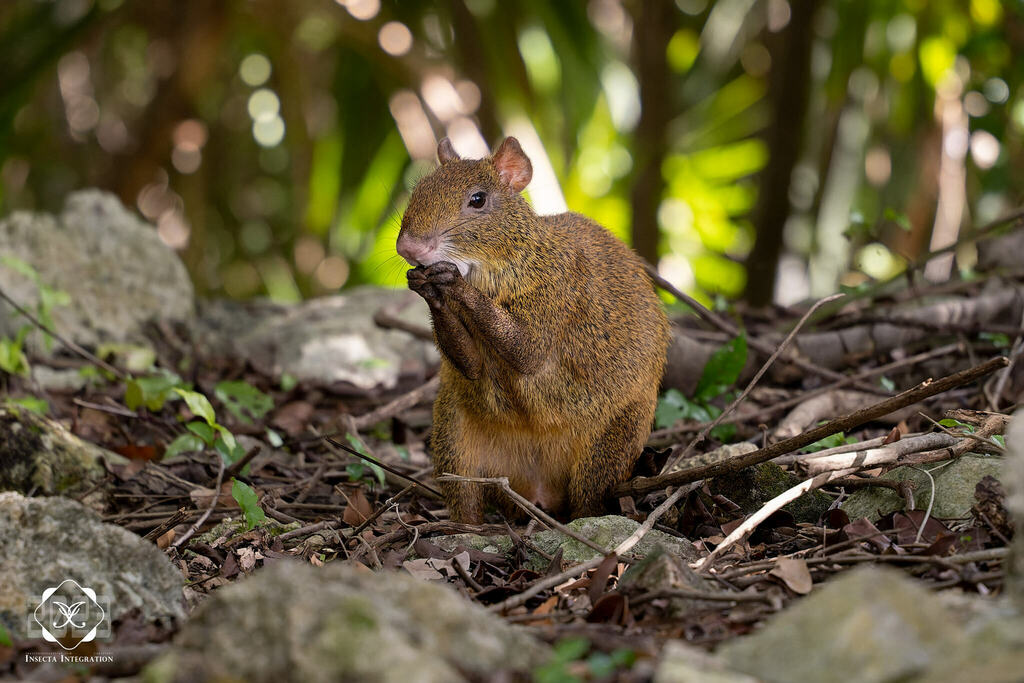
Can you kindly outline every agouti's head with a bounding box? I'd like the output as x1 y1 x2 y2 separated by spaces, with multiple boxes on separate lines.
396 137 534 278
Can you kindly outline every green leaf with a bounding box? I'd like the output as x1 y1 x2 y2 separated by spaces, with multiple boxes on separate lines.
6 396 48 414
938 418 973 432
164 433 205 459
654 389 687 429
884 207 912 231
231 478 266 529
804 431 857 453
879 375 896 392
173 388 216 425
979 332 1011 348
694 333 747 402
0 255 40 281
346 434 386 486
125 371 184 411
0 622 11 647
279 373 298 392
0 337 29 376
97 343 156 373
214 435 246 465
710 422 736 442
215 380 273 424
992 435 1005 448
186 421 216 445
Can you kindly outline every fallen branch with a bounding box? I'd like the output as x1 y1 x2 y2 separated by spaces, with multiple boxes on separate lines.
614 356 1009 497
695 466 862 572
801 432 959 475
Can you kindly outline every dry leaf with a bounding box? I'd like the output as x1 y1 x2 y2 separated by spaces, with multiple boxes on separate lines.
342 488 373 526
769 558 812 594
156 529 175 549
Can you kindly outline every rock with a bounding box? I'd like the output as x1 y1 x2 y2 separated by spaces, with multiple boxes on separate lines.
0 405 127 500
434 516 698 572
841 455 1003 521
195 287 437 392
0 492 185 640
915 609 1024 683
0 190 193 352
1005 409 1024 607
618 547 721 616
531 516 700 565
718 566 962 683
654 641 758 683
143 561 549 683
708 461 831 523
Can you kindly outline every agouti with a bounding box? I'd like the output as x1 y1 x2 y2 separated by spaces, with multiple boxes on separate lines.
397 137 669 522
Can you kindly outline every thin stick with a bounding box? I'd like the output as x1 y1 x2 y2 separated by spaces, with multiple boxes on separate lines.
614 356 1009 497
694 466 861 572
351 375 440 430
173 458 226 549
0 284 128 379
645 264 872 388
630 587 772 605
435 474 611 556
664 293 843 472
325 436 442 498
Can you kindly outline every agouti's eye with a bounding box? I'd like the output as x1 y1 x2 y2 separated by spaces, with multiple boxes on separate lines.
468 191 487 209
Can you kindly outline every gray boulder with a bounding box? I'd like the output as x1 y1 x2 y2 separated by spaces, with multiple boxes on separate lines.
0 492 185 641
144 560 549 683
195 287 437 391
0 190 193 351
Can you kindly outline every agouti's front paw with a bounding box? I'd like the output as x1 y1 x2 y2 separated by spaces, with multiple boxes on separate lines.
422 261 462 288
407 266 442 308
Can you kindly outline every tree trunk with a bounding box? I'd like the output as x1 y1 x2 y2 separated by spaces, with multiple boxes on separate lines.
629 0 676 265
743 0 816 306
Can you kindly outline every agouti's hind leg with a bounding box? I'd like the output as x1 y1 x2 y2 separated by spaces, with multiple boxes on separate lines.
431 393 485 523
569 402 649 519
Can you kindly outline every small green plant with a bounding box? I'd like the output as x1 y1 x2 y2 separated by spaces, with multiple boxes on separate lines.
804 430 858 452
215 380 273 424
655 333 747 442
231 477 266 529
124 369 186 411
344 434 386 486
939 418 1005 451
3 396 49 415
533 637 636 683
0 256 70 376
163 388 246 463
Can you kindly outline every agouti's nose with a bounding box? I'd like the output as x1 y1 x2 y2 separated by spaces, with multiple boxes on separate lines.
397 233 435 266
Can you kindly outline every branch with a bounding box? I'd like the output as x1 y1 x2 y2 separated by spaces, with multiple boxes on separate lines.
614 356 1009 497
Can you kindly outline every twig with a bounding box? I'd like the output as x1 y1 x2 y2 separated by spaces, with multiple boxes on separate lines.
645 263 876 389
801 432 959 476
663 293 843 472
0 284 127 379
614 356 1009 497
349 483 419 537
897 413 1009 466
324 435 442 498
630 587 772 605
173 458 225 549
278 520 339 543
435 474 611 556
351 376 440 430
219 444 263 484
693 466 861 572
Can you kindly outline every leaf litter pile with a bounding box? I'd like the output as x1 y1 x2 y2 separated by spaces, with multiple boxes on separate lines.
2 254 1021 675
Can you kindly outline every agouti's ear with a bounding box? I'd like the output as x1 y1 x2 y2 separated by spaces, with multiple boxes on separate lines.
437 138 459 165
492 137 532 193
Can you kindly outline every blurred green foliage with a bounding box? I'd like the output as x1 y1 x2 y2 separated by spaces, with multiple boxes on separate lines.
0 0 1020 305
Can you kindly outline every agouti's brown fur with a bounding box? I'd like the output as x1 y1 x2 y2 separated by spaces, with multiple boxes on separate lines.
397 137 669 522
